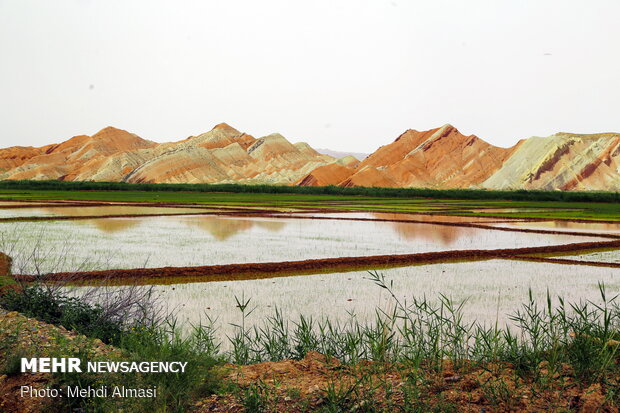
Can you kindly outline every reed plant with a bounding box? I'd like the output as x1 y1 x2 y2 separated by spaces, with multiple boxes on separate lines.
223 272 618 386
1 271 618 411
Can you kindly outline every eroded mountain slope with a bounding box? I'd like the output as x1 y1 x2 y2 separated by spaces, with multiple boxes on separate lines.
1 123 619 190
298 126 620 191
0 123 336 185
482 132 620 191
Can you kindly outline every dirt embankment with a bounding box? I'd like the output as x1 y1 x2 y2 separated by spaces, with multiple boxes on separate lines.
14 239 620 285
196 351 617 413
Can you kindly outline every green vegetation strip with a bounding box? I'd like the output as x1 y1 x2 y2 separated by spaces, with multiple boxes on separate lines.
2 189 620 221
2 179 620 203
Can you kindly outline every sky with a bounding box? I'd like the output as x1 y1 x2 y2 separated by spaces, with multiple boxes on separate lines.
1 0 619 153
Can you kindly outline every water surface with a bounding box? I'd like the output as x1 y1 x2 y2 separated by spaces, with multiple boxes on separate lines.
82 260 619 347
0 215 604 274
0 205 211 218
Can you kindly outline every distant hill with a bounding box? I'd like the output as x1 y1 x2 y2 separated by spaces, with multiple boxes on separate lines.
1 123 619 191
314 148 369 161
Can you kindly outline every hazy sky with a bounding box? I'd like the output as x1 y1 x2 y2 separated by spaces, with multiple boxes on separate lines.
1 0 619 152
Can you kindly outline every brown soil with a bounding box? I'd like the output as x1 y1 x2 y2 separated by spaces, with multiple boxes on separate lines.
14 239 620 285
194 352 618 412
1 309 617 413
5 197 620 224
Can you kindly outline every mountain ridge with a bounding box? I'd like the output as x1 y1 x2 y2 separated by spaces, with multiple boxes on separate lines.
1 124 618 191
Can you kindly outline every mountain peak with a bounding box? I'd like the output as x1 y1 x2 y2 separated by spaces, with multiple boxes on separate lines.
92 126 130 136
212 123 240 134
432 123 460 137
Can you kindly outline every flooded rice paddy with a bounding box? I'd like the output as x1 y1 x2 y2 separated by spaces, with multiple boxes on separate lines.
292 211 525 223
0 214 606 274
491 220 620 234
1 200 619 344
66 259 619 347
0 205 211 218
551 250 620 263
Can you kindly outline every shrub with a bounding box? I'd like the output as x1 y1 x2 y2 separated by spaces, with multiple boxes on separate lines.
0 286 122 344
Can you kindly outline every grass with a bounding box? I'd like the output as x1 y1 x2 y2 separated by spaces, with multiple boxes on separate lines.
1 274 619 411
0 286 124 343
225 273 620 412
1 183 618 410
219 274 619 411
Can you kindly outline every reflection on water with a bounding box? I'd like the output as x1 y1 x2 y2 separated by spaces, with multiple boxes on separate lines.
551 250 620 263
185 217 286 240
371 213 477 245
295 211 512 223
0 201 60 207
0 215 602 275
493 221 620 234
467 208 582 213
86 219 141 233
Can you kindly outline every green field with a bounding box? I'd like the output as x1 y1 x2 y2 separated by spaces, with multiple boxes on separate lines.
1 187 619 221
1 179 620 201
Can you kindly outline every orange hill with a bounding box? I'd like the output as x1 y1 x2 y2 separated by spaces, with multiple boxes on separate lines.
1 123 619 191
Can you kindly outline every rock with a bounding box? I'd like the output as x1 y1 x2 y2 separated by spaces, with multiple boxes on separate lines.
303 125 620 191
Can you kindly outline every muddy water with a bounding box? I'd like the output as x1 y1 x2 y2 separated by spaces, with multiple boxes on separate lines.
491 220 620 234
551 250 620 263
292 211 523 223
0 214 605 275
0 205 210 218
0 201 61 207
69 260 618 348
464 208 582 213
